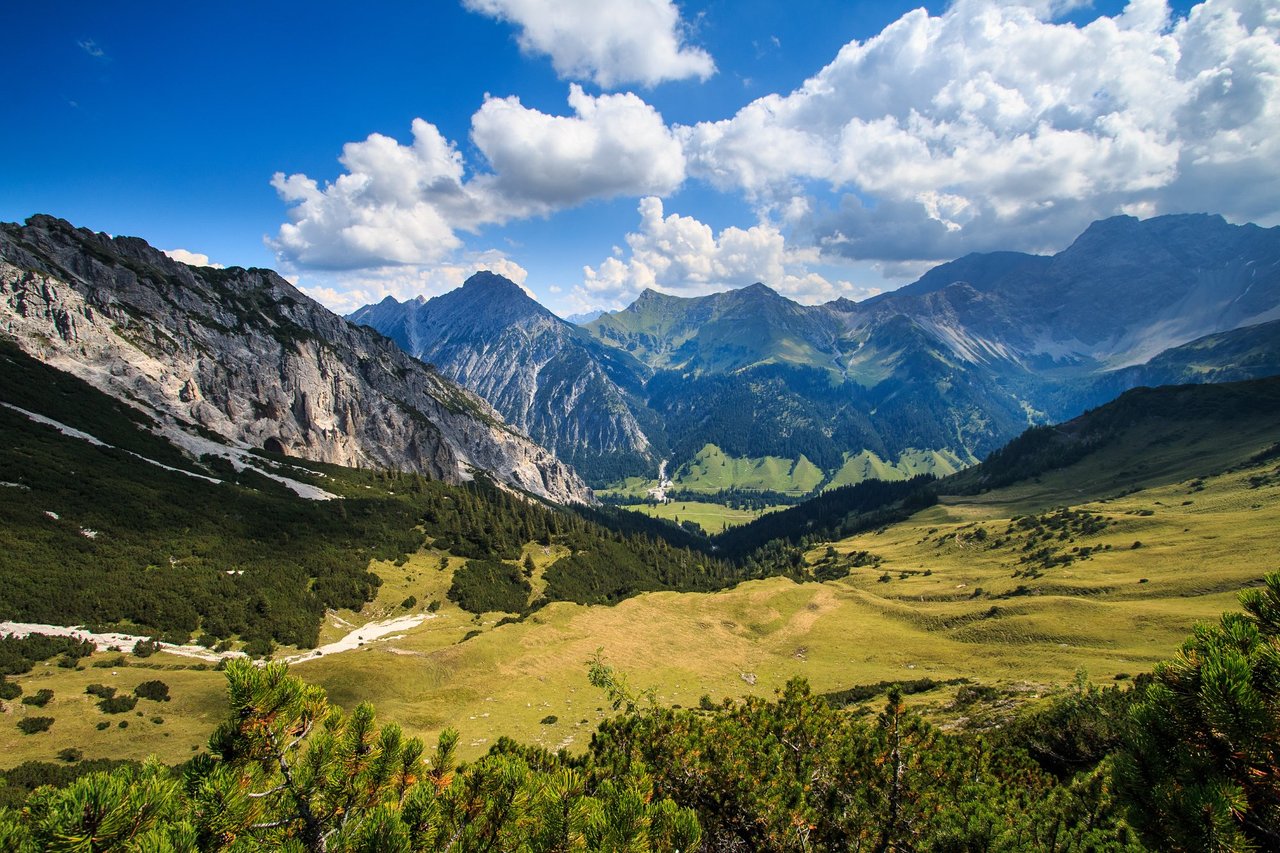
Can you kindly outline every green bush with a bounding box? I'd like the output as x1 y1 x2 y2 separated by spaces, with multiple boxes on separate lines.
17 716 53 734
133 680 170 702
21 689 53 707
242 638 274 659
98 695 138 714
85 683 116 699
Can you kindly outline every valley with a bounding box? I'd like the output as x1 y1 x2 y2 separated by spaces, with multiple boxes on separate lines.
4 375 1277 771
3 212 1280 848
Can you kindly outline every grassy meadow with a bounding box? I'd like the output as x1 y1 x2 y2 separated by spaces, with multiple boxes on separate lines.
5 424 1276 768
624 500 784 532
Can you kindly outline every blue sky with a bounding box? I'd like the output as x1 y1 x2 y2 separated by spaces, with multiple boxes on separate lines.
3 0 1274 317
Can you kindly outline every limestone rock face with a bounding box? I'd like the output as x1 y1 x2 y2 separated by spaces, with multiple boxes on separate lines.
349 272 660 483
0 215 592 505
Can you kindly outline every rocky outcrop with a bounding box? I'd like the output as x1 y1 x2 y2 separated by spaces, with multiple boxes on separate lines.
0 215 592 504
350 273 660 483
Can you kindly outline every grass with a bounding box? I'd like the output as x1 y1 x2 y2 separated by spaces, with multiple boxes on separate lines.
623 501 785 533
826 448 973 489
5 411 1277 769
674 445 824 494
604 446 974 500
603 444 825 498
0 652 226 767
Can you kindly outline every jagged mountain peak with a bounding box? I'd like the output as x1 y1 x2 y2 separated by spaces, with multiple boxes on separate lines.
462 269 526 294
0 215 592 504
350 275 658 481
734 281 780 298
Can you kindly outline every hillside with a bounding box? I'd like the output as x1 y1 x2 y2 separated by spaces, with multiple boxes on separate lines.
0 215 590 504
349 272 662 484
3 376 1278 779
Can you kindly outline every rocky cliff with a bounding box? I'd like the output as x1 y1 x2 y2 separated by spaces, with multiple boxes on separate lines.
0 215 592 504
350 273 661 484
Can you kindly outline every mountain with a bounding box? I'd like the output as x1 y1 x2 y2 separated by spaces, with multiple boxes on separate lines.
349 273 662 483
858 213 1280 372
588 283 844 375
0 215 591 504
345 213 1280 494
563 309 605 325
580 213 1280 489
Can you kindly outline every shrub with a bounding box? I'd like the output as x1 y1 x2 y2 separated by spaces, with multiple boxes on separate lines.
954 684 1001 707
132 639 160 658
95 721 110 731
98 695 138 714
539 715 558 725
401 595 417 609
22 689 53 707
17 717 53 734
242 638 275 659
56 747 83 763
0 677 20 700
85 684 116 699
133 680 170 702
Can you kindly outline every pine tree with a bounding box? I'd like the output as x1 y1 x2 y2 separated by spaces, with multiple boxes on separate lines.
1116 572 1280 849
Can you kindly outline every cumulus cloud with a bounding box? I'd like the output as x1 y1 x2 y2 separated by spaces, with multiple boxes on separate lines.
163 248 224 269
682 0 1280 261
269 86 684 271
462 0 714 88
298 250 531 316
576 197 866 309
473 85 686 208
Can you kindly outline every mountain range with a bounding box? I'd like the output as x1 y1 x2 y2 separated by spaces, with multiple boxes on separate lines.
354 213 1280 490
0 215 592 504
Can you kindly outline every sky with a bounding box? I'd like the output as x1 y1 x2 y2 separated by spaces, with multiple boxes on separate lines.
3 0 1276 318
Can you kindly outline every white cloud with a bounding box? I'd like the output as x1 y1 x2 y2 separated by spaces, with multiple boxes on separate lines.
462 0 714 88
298 250 531 316
269 87 684 271
681 0 1280 261
163 248 224 269
576 197 868 309
472 84 686 208
77 38 105 58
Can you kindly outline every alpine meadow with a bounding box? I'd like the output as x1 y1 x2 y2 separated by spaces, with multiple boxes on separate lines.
3 0 1280 850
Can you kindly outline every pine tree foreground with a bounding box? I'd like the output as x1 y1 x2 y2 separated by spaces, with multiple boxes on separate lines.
3 574 1280 850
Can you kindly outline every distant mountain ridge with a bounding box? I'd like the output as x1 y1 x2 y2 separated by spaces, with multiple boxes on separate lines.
0 215 592 504
349 273 662 483
350 213 1280 491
